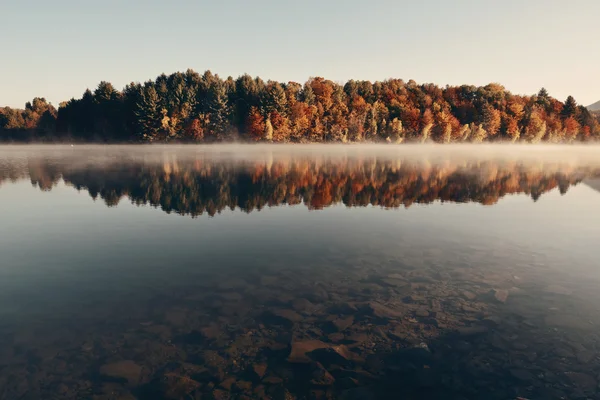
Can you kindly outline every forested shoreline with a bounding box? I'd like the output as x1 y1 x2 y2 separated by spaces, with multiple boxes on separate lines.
1 69 599 143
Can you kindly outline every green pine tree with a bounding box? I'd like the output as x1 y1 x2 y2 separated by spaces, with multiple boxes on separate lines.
134 85 161 141
562 96 578 118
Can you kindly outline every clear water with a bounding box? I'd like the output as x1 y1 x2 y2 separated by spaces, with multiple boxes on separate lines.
1 145 600 400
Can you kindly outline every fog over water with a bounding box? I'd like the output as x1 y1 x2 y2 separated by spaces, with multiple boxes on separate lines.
1 144 600 400
4 143 600 162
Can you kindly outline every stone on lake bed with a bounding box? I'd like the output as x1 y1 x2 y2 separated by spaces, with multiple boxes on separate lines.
545 314 593 330
510 369 534 381
511 342 528 350
415 308 430 317
565 372 597 393
219 292 243 301
402 295 426 304
410 275 435 283
211 389 231 400
200 323 222 339
310 362 336 385
544 285 573 296
160 373 202 399
99 360 142 385
253 363 268 379
482 316 502 326
306 344 365 367
328 302 359 315
554 347 573 358
454 325 489 337
265 309 304 325
235 380 253 391
336 376 360 390
331 344 364 362
219 377 236 391
460 290 477 300
291 298 315 312
492 289 509 303
461 304 480 313
273 308 303 321
288 340 330 363
454 340 473 352
576 351 595 364
387 273 406 280
345 331 371 343
263 376 284 384
340 386 377 400
332 316 354 332
366 302 405 319
164 309 188 326
260 276 279 286
380 278 409 287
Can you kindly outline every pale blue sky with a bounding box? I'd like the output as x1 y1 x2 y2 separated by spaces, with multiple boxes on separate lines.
2 0 599 108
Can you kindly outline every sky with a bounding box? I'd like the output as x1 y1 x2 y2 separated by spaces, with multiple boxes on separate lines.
2 0 599 108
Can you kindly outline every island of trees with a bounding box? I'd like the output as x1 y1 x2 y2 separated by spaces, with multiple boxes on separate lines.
1 70 599 143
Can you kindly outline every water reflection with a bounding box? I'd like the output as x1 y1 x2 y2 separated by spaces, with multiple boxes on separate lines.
1 146 600 400
2 147 600 216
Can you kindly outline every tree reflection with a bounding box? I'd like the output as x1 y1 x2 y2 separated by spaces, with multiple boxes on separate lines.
1 157 597 217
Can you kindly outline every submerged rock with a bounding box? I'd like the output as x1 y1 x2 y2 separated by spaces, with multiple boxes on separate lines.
510 369 534 381
381 278 409 287
545 314 592 330
211 388 231 400
219 377 236 391
160 373 202 399
454 325 489 337
287 340 329 363
235 380 253 392
415 308 430 318
263 376 284 384
492 289 509 303
331 345 364 363
332 316 354 332
564 372 597 393
200 323 223 340
219 291 244 301
310 362 335 386
328 332 345 342
269 309 303 323
544 285 573 296
253 363 268 379
460 290 477 300
366 302 405 319
576 351 595 364
291 298 315 313
339 386 377 400
99 360 142 386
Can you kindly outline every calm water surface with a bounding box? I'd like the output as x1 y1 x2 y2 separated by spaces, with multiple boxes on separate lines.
1 145 600 400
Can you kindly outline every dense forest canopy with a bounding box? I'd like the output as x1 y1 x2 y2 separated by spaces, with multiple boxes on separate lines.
1 70 600 143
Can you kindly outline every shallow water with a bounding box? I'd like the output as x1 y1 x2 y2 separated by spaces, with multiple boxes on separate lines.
1 145 600 400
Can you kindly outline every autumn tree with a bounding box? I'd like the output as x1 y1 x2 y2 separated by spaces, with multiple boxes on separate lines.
482 104 501 137
247 107 265 141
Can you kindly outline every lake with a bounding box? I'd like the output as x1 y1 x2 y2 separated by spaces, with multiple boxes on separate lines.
1 144 600 400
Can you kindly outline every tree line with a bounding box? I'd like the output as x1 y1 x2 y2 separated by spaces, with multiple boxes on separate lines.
1 69 599 143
